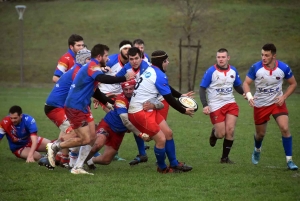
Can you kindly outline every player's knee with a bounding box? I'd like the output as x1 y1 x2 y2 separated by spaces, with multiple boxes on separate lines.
225 127 234 136
164 128 173 139
279 126 289 135
215 130 226 138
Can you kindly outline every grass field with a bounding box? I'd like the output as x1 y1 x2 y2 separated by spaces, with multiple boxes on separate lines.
0 0 300 90
0 88 299 201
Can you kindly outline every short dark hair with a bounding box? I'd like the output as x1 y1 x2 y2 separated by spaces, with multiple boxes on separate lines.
133 39 145 45
262 43 276 55
119 40 132 49
91 44 110 58
68 34 84 47
9 105 22 115
128 47 142 58
217 48 228 54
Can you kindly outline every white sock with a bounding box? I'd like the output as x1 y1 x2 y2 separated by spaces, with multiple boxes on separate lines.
286 156 292 163
87 158 94 165
255 147 261 152
74 145 92 169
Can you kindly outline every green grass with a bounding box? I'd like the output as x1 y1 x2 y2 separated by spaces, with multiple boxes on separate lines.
0 0 300 90
0 88 300 201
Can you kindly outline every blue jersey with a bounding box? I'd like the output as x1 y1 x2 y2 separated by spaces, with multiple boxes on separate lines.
116 60 149 80
65 58 104 113
46 63 82 108
104 93 130 133
0 114 38 152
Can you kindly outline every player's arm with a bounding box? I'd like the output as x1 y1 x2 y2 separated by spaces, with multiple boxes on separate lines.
95 72 134 83
26 133 38 163
143 98 164 110
199 86 210 115
52 75 60 83
243 76 255 106
93 88 115 105
169 86 182 98
233 85 244 95
162 93 190 114
119 113 141 136
283 76 297 99
276 76 297 106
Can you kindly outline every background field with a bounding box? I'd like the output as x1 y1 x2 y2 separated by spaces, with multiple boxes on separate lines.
0 88 299 201
1 0 300 201
0 0 300 90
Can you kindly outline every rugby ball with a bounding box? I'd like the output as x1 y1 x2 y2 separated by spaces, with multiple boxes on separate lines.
178 96 198 112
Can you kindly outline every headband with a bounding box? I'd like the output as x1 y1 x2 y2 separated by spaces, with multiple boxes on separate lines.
119 44 132 51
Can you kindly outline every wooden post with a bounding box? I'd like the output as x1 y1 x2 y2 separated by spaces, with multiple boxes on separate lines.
179 38 182 92
192 40 201 90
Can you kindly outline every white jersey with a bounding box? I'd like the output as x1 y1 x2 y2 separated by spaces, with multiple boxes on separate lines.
200 65 242 112
129 66 171 113
98 54 124 94
246 60 293 107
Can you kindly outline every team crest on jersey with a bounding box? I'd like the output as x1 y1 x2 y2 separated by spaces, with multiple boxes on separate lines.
276 77 280 80
145 72 151 78
261 76 264 80
230 75 234 78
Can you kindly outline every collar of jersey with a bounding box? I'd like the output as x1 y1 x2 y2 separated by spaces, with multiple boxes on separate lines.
263 60 278 71
90 58 99 65
67 49 76 59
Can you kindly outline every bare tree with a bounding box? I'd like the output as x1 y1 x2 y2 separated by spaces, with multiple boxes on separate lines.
170 0 211 91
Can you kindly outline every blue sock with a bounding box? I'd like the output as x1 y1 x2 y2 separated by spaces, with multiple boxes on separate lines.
254 135 262 149
165 139 178 167
133 134 146 156
70 151 78 157
154 146 167 170
93 152 100 157
282 136 292 156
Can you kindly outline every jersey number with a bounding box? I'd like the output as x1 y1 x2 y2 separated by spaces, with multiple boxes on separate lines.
134 77 143 90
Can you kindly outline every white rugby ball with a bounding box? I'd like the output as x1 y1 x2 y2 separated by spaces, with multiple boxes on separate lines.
178 96 198 112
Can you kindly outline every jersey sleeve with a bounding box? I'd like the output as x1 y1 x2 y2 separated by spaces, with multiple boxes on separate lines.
154 71 171 96
246 65 257 80
283 65 293 79
200 68 214 88
114 96 128 115
25 115 38 134
232 67 242 86
0 121 6 140
54 56 69 77
87 64 104 79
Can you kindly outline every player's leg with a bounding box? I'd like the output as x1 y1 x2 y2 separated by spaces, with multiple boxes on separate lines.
92 131 125 165
92 145 117 165
159 119 192 172
221 114 237 164
19 147 43 161
72 119 97 173
129 134 148 165
209 106 226 147
273 105 298 170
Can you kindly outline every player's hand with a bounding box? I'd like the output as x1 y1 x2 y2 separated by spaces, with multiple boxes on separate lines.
202 106 210 115
184 108 194 117
242 93 248 100
106 102 114 110
275 96 286 106
26 156 35 163
139 133 151 142
143 101 155 110
101 66 111 73
248 98 255 107
125 71 135 81
93 98 100 109
182 91 195 98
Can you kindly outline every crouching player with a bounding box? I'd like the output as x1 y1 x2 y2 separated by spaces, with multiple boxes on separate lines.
0 106 52 162
85 79 163 167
